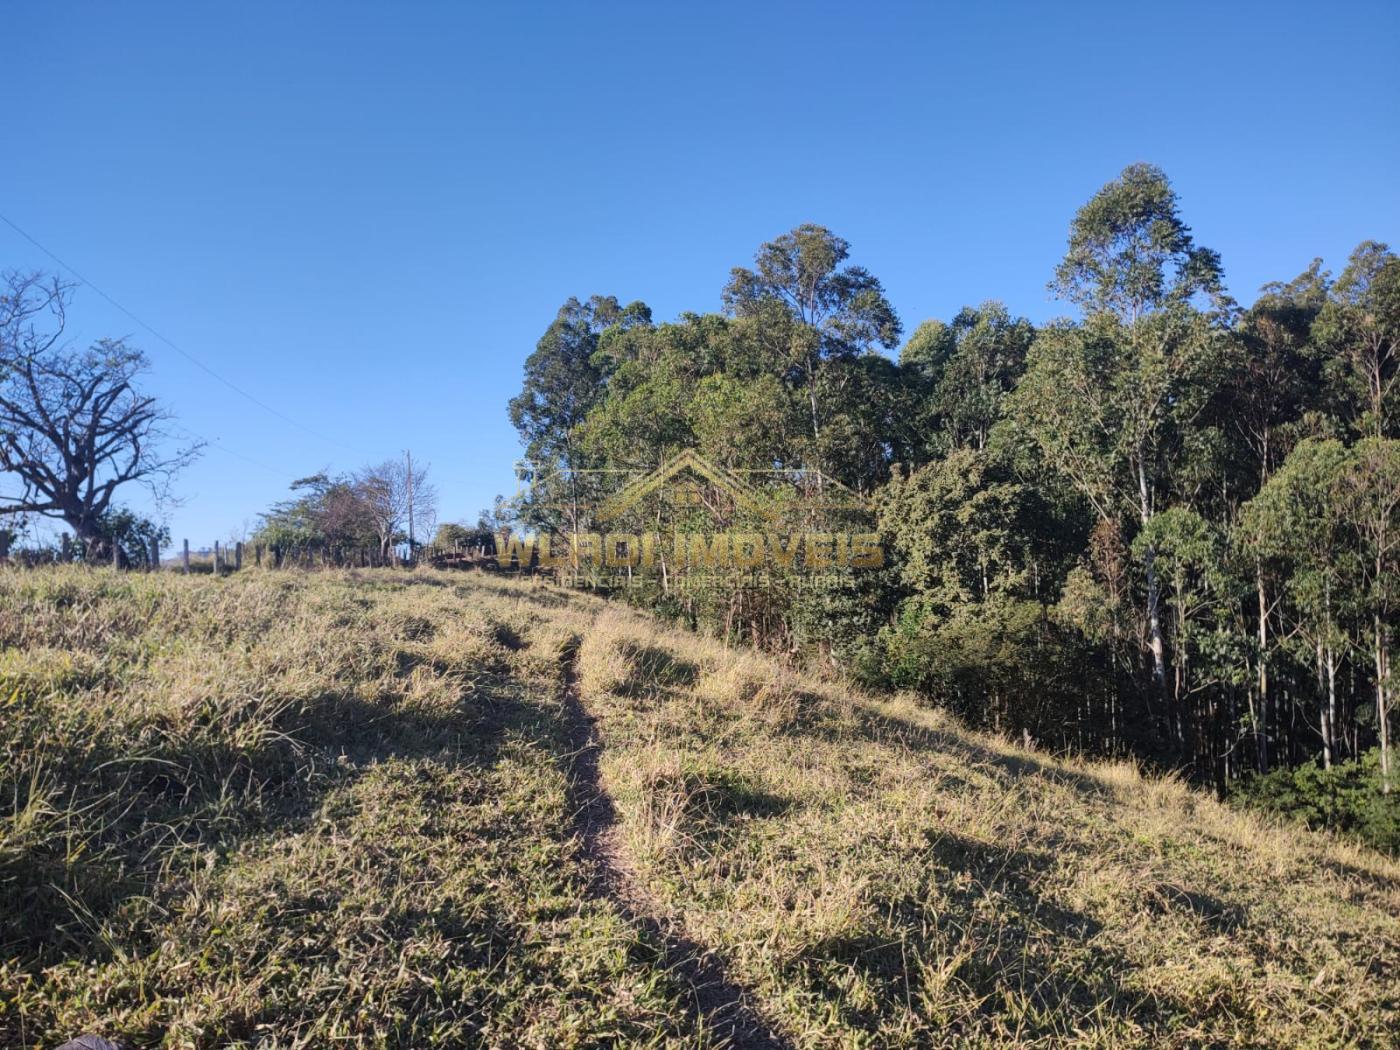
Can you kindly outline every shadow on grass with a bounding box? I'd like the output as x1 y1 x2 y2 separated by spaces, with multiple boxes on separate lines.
617 641 699 698
1 667 536 966
746 689 1270 1040
1319 857 1400 895
789 831 1197 1041
496 584 574 610
558 636 792 1050
927 832 1189 1036
796 700 1119 801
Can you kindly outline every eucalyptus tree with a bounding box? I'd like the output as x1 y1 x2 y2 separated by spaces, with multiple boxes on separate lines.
1132 507 1241 786
1240 436 1400 788
1228 261 1331 484
722 225 901 482
896 318 955 463
1014 164 1229 713
1316 241 1400 439
899 318 955 378
1209 261 1333 769
1336 438 1400 792
927 302 1035 454
578 313 736 471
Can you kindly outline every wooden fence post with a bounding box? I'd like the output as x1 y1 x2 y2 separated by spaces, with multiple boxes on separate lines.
214 541 221 575
113 542 122 570
183 539 190 573
235 542 243 571
150 536 160 571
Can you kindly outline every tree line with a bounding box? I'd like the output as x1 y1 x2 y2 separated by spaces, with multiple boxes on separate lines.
509 164 1400 849
0 273 449 570
251 458 438 565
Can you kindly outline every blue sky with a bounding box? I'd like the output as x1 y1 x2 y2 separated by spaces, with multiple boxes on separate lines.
2 1 1397 546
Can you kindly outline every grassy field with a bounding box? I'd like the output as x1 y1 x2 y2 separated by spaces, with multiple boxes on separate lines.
2 568 1397 1048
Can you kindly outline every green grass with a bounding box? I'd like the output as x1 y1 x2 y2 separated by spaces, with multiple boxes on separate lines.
3 567 1399 1047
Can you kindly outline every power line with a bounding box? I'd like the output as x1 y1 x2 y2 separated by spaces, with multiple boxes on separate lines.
0 209 368 457
168 425 286 477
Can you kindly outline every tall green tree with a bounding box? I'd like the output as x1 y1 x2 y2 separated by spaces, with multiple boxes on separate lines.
1016 164 1228 709
1316 241 1400 439
508 295 651 536
1240 440 1355 771
722 225 901 483
927 302 1034 455
1336 438 1400 792
1228 260 1331 484
1050 163 1225 320
1214 261 1332 771
1133 507 1242 786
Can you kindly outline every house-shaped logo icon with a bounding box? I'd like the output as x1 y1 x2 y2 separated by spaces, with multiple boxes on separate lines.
594 449 778 523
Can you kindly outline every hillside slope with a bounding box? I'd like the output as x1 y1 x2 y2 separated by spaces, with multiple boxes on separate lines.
1 568 1397 1048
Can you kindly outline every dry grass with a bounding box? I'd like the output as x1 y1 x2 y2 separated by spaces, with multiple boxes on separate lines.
3 567 1398 1047
578 604 1400 1049
0 568 694 1048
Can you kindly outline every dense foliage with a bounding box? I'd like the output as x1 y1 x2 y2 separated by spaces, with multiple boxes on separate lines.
509 164 1400 846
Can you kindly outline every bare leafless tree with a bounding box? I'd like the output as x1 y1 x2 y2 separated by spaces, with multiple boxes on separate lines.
355 457 436 562
0 273 202 556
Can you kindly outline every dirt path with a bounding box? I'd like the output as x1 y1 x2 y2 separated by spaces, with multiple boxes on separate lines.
559 639 791 1050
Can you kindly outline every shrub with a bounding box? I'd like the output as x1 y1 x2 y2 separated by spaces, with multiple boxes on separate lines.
1231 750 1400 855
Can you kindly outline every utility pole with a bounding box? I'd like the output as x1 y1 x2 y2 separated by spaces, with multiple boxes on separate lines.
406 448 415 567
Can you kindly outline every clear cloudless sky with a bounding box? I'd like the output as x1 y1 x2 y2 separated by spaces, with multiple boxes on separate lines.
2 1 1397 546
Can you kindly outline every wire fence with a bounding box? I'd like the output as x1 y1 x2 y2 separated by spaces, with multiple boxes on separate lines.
1 538 496 574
